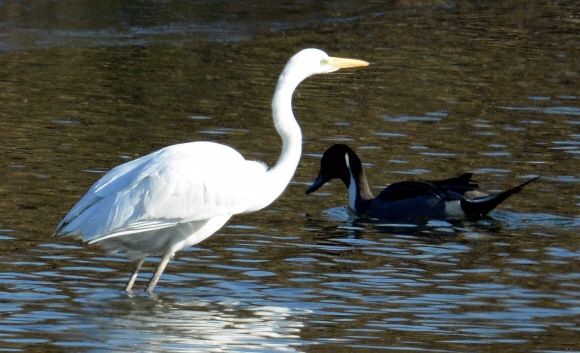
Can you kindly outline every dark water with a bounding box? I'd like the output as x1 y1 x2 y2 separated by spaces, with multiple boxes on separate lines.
1 1 579 352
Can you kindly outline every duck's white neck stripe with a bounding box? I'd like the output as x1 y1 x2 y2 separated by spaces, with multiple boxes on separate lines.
345 153 357 211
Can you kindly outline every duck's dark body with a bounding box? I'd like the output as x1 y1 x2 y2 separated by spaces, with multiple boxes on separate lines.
306 144 537 220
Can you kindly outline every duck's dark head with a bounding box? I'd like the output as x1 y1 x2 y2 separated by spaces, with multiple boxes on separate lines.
306 144 357 194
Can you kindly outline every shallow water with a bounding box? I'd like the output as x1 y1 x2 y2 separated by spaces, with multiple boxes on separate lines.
1 1 579 352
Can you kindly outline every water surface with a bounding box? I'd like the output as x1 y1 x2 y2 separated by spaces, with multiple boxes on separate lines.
0 1 579 352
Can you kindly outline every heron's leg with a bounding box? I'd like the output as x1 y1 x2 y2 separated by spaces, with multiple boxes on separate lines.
145 253 172 294
125 258 146 292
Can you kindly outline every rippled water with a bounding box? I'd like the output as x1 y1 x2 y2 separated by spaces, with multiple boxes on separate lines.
1 1 579 352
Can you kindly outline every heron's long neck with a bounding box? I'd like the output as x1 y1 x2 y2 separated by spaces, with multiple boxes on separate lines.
251 70 305 211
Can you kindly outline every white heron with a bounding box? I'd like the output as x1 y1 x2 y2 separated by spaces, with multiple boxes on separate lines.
54 49 369 293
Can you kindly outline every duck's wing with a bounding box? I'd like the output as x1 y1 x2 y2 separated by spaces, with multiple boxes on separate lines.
376 181 439 202
376 173 479 202
429 173 490 199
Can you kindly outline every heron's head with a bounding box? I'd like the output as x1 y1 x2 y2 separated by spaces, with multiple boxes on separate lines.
284 48 369 78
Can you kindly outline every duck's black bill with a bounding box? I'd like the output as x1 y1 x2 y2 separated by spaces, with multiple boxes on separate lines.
306 174 325 194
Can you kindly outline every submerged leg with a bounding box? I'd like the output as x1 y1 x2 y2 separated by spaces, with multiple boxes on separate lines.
125 258 146 292
145 253 172 294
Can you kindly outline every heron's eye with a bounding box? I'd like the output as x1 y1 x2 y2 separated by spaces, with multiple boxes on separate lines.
320 59 328 65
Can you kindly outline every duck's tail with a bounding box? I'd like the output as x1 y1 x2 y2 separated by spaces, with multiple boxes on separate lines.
460 177 539 217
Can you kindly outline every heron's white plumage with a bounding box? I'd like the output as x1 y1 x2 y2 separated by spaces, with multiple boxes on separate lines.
54 48 368 293
57 142 265 243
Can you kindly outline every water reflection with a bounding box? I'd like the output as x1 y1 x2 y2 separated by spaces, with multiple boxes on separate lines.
75 300 306 352
315 203 580 237
1 282 308 352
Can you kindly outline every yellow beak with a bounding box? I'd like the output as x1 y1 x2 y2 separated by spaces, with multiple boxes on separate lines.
325 56 370 69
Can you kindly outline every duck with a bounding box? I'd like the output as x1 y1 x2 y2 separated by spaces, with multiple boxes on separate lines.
53 50 368 293
306 144 538 220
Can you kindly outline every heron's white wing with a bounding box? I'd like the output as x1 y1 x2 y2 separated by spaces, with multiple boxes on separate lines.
55 147 165 231
87 220 179 243
55 141 268 242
